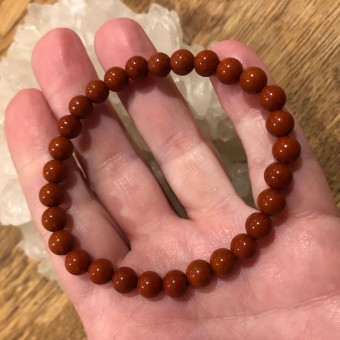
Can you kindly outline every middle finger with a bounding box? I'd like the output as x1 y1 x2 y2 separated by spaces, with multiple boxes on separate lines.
95 18 246 221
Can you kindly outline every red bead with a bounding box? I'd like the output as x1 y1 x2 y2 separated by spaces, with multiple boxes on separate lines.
88 258 114 285
41 207 67 232
186 259 213 288
266 110 295 137
240 67 267 94
264 162 293 189
260 85 286 111
148 52 171 78
57 115 82 139
69 95 93 119
39 183 64 207
48 230 73 255
272 136 301 163
194 50 219 77
65 249 91 275
48 136 73 161
245 212 272 239
257 188 286 216
170 49 194 75
210 248 237 277
104 67 129 92
43 160 67 183
216 57 243 84
163 270 188 297
86 80 109 103
125 56 148 80
137 271 163 298
112 267 137 294
230 234 257 260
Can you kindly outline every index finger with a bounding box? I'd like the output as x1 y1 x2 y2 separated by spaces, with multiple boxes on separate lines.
210 40 338 217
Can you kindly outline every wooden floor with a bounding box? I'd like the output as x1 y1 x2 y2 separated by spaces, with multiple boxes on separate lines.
0 0 339 338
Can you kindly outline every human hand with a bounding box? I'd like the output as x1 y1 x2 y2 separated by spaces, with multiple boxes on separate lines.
5 18 340 339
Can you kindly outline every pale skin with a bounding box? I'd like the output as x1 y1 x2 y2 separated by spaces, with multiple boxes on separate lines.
5 18 340 339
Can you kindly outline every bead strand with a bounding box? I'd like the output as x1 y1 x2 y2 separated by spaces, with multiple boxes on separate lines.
39 48 301 299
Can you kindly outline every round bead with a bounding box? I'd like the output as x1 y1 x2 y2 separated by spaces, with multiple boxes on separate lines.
266 110 295 137
230 234 257 260
69 95 93 119
86 80 109 103
112 267 137 294
245 212 272 239
125 56 148 80
186 259 213 288
43 160 67 183
272 136 301 163
57 115 82 139
240 67 267 94
48 136 73 161
264 162 293 189
65 249 91 275
216 57 243 84
163 270 188 298
88 258 114 285
41 207 67 232
137 271 163 298
39 183 64 207
148 52 171 78
104 67 129 92
260 85 286 111
257 188 286 216
48 230 73 255
170 49 195 75
194 50 219 77
210 248 237 277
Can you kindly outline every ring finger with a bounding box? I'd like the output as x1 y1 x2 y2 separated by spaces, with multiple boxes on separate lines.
31 28 176 239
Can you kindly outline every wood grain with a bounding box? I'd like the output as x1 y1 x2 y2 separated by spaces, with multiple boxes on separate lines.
0 0 339 338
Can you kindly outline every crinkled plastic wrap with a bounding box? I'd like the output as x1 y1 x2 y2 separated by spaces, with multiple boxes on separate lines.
0 0 250 280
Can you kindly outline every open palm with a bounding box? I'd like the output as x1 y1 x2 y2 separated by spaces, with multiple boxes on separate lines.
5 19 340 339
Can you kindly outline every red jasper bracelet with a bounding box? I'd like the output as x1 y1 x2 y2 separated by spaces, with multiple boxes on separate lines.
39 49 300 299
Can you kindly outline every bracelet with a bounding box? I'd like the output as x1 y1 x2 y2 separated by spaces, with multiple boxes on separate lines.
39 49 300 299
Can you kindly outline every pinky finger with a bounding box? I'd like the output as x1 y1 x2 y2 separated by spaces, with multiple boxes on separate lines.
5 89 129 302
